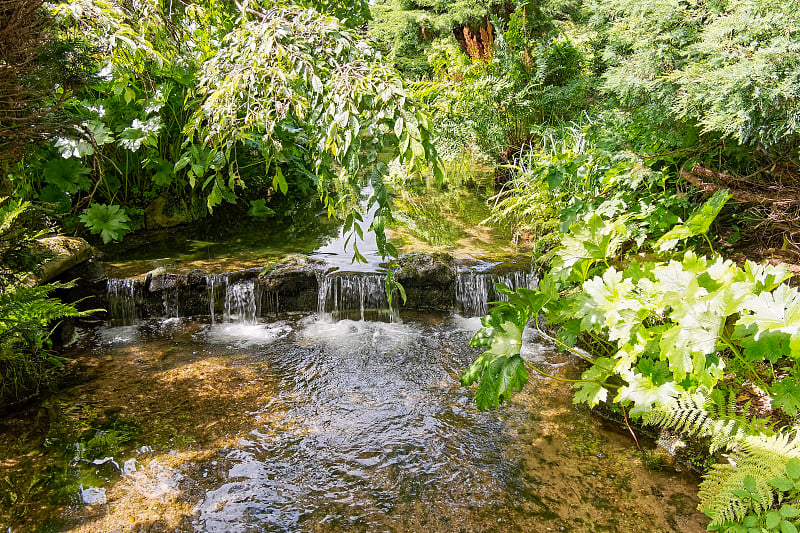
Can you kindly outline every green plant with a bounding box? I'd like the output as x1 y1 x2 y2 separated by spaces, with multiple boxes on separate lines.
0 199 90 407
78 202 130 243
647 394 800 531
596 0 800 146
185 1 442 260
461 190 800 530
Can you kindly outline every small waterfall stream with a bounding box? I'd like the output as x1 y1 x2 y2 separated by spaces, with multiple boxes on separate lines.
316 272 395 321
223 279 260 325
105 260 537 324
106 278 141 326
454 269 537 316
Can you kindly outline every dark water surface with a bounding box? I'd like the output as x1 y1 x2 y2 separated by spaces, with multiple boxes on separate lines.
0 314 707 532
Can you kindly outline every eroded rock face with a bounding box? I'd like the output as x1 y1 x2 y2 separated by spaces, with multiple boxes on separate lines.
395 252 456 311
258 255 320 314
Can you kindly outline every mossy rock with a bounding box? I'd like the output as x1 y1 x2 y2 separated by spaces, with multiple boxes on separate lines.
24 236 94 286
396 252 456 311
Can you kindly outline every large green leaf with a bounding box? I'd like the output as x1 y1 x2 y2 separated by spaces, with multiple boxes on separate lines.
552 213 628 279
770 379 800 417
79 203 131 244
656 189 731 251
462 302 532 410
43 158 92 194
473 355 528 411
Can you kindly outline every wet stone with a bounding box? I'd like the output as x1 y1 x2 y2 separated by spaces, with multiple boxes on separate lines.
395 252 456 311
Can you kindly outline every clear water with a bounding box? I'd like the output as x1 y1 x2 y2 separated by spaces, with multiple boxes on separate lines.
0 314 707 532
100 167 528 278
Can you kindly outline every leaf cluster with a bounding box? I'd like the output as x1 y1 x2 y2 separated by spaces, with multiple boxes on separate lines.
0 200 89 407
595 0 800 146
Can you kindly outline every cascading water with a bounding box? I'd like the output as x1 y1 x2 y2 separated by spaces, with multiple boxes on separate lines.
206 274 226 324
108 260 536 323
223 279 260 325
454 269 537 317
316 272 395 321
106 278 141 326
162 287 180 318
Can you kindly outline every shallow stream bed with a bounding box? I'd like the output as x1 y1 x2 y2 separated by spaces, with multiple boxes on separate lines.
1 314 708 532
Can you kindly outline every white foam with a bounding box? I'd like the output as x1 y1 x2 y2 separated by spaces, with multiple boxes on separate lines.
298 315 420 353
204 322 290 347
97 325 140 345
450 314 484 332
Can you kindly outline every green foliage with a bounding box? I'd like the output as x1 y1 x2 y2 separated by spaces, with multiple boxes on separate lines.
461 186 800 530
302 0 371 27
0 197 49 288
431 20 592 161
0 0 94 164
184 1 441 257
0 200 89 407
247 199 276 219
485 115 693 258
649 393 800 529
78 203 130 244
5 0 439 251
460 293 533 409
595 0 800 146
656 189 732 252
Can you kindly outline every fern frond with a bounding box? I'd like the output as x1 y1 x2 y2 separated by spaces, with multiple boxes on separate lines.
699 458 774 525
646 392 800 526
700 430 800 525
644 392 748 453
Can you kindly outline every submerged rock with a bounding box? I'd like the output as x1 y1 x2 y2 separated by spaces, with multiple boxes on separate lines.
80 485 107 505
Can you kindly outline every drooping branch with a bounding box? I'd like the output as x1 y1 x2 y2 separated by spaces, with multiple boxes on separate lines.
680 165 800 207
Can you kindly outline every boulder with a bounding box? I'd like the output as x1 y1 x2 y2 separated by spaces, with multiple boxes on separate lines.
144 197 190 229
258 255 320 313
25 236 94 286
395 252 456 311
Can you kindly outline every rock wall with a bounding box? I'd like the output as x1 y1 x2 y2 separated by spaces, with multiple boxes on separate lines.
57 252 533 321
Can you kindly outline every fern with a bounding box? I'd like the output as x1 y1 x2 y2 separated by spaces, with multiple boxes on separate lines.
646 392 800 526
645 392 762 454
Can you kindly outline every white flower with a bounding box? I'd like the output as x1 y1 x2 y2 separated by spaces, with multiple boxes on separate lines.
96 62 113 81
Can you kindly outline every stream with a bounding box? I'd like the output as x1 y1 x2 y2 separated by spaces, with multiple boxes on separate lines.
1 307 708 531
0 171 710 531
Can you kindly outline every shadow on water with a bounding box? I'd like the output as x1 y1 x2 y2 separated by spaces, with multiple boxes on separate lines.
0 314 708 532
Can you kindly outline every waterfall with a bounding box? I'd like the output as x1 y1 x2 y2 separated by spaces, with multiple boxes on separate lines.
206 274 226 324
223 279 260 325
162 287 180 318
104 259 536 323
316 272 395 321
454 269 537 317
106 278 141 326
